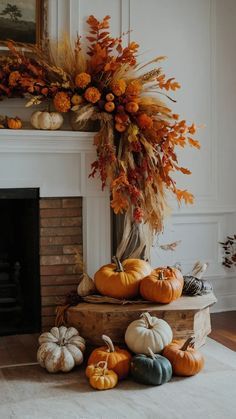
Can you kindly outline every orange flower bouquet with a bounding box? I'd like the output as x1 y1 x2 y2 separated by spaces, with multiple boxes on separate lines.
0 15 200 259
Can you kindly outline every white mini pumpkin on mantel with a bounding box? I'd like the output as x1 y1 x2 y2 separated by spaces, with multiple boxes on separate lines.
37 326 85 373
125 312 173 355
30 110 63 130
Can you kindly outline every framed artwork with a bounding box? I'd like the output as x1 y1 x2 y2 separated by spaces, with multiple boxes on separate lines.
0 0 46 45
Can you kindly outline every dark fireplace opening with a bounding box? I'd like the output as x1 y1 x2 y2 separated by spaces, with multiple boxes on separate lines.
0 188 40 336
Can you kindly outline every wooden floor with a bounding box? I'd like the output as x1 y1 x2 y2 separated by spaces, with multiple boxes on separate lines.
209 310 236 351
0 311 235 368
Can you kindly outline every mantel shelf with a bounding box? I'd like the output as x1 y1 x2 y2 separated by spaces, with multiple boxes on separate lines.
0 128 95 153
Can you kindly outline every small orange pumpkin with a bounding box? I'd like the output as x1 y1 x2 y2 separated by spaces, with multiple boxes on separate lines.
85 360 107 378
162 337 204 376
89 363 118 390
7 117 22 129
106 93 115 102
140 266 184 303
94 256 152 299
125 101 139 113
104 101 115 112
87 334 131 380
115 122 126 132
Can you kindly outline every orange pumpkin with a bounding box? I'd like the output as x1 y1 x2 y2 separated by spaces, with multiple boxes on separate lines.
104 101 115 112
106 93 115 102
140 266 184 303
85 360 107 378
94 256 152 299
7 117 22 129
125 101 139 113
163 337 204 376
88 334 131 380
115 122 126 132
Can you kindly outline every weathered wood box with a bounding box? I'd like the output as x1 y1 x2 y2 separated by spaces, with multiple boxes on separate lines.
66 292 217 348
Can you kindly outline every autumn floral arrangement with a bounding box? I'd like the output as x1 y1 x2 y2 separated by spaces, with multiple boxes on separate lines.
0 15 200 255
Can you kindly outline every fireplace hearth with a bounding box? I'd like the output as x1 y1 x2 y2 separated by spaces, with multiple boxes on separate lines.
0 188 40 335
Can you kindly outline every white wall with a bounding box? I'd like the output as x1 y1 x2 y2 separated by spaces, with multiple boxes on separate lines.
0 0 235 311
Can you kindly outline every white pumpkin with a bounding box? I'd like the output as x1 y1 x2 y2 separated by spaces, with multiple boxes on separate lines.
125 312 173 355
30 110 63 130
37 326 85 373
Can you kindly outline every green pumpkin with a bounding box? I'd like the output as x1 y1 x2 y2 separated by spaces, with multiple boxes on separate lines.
131 347 172 386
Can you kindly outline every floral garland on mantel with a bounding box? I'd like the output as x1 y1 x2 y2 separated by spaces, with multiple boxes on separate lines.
0 15 200 239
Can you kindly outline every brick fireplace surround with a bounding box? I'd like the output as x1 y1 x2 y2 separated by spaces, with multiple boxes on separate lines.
40 197 83 328
0 129 111 331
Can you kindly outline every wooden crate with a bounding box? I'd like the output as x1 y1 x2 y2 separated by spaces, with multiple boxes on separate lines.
66 292 217 348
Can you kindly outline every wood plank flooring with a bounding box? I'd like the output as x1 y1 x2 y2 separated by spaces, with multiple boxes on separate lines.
209 311 236 351
0 311 235 368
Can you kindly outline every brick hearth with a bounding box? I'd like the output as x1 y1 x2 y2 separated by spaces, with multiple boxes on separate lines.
40 197 83 329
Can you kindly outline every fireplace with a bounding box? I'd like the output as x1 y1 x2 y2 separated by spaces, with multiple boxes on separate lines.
0 188 40 335
0 129 111 333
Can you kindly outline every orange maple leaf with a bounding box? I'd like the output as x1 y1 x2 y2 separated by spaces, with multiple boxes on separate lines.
188 137 201 149
110 191 129 214
178 167 192 175
175 189 194 205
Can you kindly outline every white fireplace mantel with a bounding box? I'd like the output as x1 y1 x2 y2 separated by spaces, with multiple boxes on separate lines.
0 129 111 276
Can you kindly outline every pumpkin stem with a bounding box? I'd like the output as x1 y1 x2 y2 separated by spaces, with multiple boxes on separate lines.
158 271 164 280
96 360 108 370
147 347 156 360
141 312 153 329
102 334 115 352
180 337 195 351
112 256 124 272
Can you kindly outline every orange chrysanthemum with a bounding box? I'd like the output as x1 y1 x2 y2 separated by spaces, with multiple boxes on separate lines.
75 72 91 89
8 71 21 86
137 113 153 129
110 79 126 96
53 91 71 113
84 86 101 103
126 80 141 97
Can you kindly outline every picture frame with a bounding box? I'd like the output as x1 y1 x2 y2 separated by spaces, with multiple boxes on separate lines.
0 0 47 46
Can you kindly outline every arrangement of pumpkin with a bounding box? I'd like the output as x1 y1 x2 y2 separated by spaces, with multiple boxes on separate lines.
87 334 131 379
37 258 207 389
93 257 186 305
37 317 205 391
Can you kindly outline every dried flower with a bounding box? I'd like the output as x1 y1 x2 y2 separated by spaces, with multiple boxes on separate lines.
126 80 141 97
110 79 126 96
75 72 91 88
8 71 21 86
84 86 101 103
133 207 144 223
137 113 153 129
71 94 83 105
0 15 200 234
53 91 71 112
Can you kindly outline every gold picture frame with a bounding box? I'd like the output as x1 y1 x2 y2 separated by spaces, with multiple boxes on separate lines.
0 0 47 46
